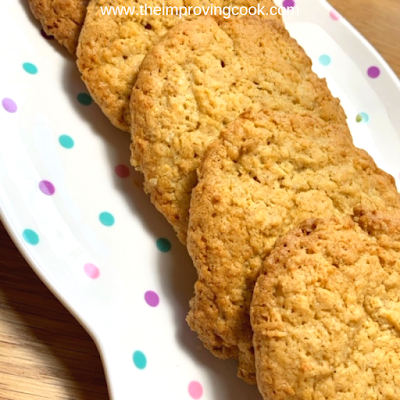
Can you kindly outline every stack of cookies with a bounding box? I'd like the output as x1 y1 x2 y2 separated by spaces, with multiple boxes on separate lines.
29 1 400 398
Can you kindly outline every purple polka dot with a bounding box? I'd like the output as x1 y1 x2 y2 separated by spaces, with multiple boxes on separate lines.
282 0 295 7
115 164 130 178
39 180 55 196
2 98 17 113
367 66 380 78
188 381 203 399
84 263 100 279
41 29 54 40
145 291 160 307
330 10 340 20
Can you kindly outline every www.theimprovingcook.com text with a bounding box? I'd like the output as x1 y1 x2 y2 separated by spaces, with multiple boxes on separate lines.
100 4 299 19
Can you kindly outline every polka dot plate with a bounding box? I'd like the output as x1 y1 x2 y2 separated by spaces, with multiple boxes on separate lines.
0 0 399 399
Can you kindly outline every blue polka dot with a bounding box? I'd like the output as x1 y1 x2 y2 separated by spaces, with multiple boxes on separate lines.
23 229 39 245
99 212 115 227
23 62 38 75
318 54 331 66
59 135 74 149
77 93 93 106
133 351 147 369
356 112 370 123
157 238 171 252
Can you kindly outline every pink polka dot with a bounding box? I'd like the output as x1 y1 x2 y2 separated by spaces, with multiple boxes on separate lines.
145 291 160 307
282 0 295 7
2 98 17 113
115 164 130 178
188 381 203 399
39 180 55 195
367 66 380 79
84 263 100 279
330 10 340 20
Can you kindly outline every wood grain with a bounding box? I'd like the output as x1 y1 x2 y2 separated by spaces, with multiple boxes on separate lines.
0 221 109 400
330 0 400 77
1 1 399 399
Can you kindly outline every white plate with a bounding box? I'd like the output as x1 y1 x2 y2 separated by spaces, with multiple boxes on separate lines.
0 0 399 399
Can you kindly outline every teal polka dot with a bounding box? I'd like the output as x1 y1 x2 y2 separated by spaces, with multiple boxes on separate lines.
133 351 147 369
77 93 93 106
157 238 171 252
59 134 74 149
23 62 38 75
23 229 39 245
356 112 370 123
99 212 115 227
318 54 331 66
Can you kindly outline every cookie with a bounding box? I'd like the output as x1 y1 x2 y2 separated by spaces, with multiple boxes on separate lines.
77 1 280 132
28 0 89 54
251 210 400 399
131 16 349 243
186 110 400 383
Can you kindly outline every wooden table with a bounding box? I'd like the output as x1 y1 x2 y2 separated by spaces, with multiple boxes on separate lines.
1 1 400 399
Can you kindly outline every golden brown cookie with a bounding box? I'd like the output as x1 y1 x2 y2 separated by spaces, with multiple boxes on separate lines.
28 0 89 54
251 210 400 399
77 1 280 132
131 16 349 243
186 110 400 383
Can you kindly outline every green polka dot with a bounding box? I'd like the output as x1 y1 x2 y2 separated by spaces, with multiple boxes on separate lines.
59 134 74 149
356 112 370 123
77 93 93 106
99 212 115 226
23 229 39 245
157 238 171 252
133 351 147 369
23 62 38 75
318 54 331 66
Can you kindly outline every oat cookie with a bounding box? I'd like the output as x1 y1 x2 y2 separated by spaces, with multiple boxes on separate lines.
251 210 400 399
77 1 280 132
186 110 400 383
131 16 348 243
29 0 89 54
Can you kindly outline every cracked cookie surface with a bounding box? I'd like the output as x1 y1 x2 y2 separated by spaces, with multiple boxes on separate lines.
251 211 400 399
77 1 280 131
29 0 89 54
131 16 348 243
186 109 400 383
